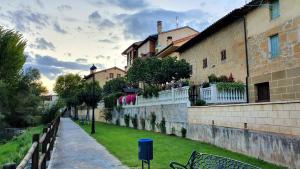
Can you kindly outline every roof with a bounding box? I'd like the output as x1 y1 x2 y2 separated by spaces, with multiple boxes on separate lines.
121 41 142 55
136 26 199 49
136 34 158 48
156 33 198 58
177 0 264 53
84 66 126 79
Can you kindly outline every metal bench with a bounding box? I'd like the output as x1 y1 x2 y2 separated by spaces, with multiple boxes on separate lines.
170 151 261 169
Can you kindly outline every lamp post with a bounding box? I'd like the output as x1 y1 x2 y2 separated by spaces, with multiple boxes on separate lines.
90 64 97 134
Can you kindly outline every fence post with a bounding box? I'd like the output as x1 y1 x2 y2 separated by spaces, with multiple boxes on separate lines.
3 163 16 169
41 127 48 169
46 123 51 160
32 134 39 169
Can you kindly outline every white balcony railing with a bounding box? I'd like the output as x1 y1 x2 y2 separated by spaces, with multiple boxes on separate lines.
118 86 190 107
200 84 246 104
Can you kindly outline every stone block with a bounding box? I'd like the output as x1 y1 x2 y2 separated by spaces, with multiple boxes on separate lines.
270 94 282 101
272 70 286 80
290 111 300 119
277 111 290 118
279 126 292 135
293 77 300 85
268 111 278 118
271 87 287 94
282 93 296 100
291 127 300 136
296 92 300 99
287 67 300 78
270 81 278 88
277 79 292 87
251 74 271 84
269 125 280 133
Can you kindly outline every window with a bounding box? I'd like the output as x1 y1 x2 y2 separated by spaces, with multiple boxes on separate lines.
109 73 114 79
117 74 121 78
269 34 280 58
203 58 207 69
269 0 280 20
256 82 270 102
221 49 226 61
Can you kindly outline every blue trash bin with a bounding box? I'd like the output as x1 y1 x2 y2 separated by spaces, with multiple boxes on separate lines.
138 138 153 169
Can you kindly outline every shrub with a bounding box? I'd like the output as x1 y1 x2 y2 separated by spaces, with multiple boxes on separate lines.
195 99 206 106
104 92 123 109
171 127 176 136
115 118 120 126
181 127 187 138
219 75 228 82
201 81 210 88
42 103 61 124
143 86 159 98
116 105 123 112
124 114 130 127
131 114 138 129
216 82 245 91
160 117 166 134
208 74 218 83
104 109 112 122
150 112 156 131
140 117 146 130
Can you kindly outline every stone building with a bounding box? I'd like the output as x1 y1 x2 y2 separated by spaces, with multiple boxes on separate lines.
84 66 126 87
178 0 300 103
121 21 198 69
246 0 300 102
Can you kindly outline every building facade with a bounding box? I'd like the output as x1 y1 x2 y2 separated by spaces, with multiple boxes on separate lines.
178 0 300 103
85 66 126 87
246 0 300 102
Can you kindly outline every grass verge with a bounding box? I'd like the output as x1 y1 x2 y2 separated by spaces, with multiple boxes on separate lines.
0 126 42 167
78 121 285 169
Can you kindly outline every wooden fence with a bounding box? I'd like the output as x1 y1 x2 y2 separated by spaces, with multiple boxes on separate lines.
2 117 60 169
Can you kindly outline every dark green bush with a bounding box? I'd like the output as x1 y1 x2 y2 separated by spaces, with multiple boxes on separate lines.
131 114 138 129
160 117 166 134
124 114 130 127
208 74 218 83
142 86 159 98
104 109 112 122
201 81 210 88
104 92 123 109
181 127 187 138
216 82 245 91
115 118 120 126
140 117 145 130
195 99 206 106
150 112 156 131
42 103 61 124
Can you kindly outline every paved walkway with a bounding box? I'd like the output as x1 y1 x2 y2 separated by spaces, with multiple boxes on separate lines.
48 118 129 169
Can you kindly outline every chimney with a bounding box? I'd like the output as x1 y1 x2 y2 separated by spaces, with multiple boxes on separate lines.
167 36 172 45
157 21 162 34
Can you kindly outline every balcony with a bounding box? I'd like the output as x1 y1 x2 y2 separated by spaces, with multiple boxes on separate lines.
200 84 246 104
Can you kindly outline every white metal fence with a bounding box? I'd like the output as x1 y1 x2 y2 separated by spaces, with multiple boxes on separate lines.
200 84 246 104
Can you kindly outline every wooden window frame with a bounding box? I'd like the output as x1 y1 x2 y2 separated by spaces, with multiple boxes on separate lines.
203 58 207 69
221 49 226 61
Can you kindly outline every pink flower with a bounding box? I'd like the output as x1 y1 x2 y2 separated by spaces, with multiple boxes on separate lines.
118 96 123 105
126 95 131 104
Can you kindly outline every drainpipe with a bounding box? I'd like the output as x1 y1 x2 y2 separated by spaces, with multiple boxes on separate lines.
243 16 250 103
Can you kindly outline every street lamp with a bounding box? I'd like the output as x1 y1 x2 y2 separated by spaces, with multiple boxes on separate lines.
90 64 97 134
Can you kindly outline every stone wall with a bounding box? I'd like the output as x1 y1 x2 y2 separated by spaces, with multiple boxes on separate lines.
188 101 300 135
113 103 187 136
187 101 300 168
77 107 106 122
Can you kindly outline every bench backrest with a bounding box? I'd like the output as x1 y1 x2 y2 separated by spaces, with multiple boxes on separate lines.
187 151 261 169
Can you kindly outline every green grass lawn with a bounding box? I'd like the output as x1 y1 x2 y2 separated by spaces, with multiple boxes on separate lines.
78 121 285 169
0 126 42 167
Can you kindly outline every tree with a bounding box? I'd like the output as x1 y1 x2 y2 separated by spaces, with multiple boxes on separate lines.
103 77 127 95
127 56 192 97
3 68 47 127
54 73 83 119
78 81 102 121
0 27 26 84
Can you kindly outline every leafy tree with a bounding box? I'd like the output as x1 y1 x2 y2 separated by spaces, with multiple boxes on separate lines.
78 81 102 119
127 56 192 97
0 27 26 84
103 77 127 95
3 68 47 127
54 73 83 119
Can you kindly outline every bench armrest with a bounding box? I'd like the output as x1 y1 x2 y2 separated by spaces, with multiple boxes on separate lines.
169 162 187 169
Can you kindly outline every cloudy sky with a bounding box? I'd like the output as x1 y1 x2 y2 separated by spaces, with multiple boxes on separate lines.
0 0 247 93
